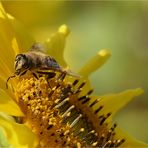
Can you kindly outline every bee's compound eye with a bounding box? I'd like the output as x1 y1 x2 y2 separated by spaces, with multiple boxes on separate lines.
15 54 25 61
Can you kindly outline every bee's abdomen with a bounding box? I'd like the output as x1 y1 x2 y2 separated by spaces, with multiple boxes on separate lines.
44 56 62 70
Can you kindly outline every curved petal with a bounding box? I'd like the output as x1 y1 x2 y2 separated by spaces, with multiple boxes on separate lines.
0 58 11 79
0 4 35 79
79 49 111 77
12 37 20 56
0 88 24 116
73 49 111 96
7 14 35 53
90 88 143 122
0 3 16 77
115 127 148 147
44 24 70 67
0 115 38 148
0 75 16 99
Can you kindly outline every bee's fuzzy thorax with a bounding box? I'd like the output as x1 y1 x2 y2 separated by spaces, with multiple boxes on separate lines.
15 72 125 147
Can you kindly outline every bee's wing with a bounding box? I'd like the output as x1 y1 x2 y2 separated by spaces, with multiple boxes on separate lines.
29 42 46 53
64 69 81 78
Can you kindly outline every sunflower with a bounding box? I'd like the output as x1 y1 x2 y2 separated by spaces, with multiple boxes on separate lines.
0 3 147 148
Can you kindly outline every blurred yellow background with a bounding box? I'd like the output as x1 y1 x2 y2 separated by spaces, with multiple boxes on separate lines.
2 1 148 143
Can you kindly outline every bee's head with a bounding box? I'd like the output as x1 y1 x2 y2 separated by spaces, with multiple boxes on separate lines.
14 54 29 75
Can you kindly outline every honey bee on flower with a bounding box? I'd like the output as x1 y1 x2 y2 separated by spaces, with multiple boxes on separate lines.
6 42 79 88
4 35 142 147
0 3 147 148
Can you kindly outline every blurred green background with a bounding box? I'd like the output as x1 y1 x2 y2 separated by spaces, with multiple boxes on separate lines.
2 1 148 143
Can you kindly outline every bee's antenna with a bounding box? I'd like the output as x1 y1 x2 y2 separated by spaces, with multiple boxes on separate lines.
6 75 16 89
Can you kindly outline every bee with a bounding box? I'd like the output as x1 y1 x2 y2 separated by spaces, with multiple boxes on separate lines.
6 42 79 88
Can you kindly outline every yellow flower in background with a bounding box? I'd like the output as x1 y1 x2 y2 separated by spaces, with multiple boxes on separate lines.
0 3 147 148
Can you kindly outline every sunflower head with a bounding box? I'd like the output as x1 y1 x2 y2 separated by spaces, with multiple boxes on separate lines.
0 3 147 148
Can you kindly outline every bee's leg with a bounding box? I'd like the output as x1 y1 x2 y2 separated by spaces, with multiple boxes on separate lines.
6 75 16 89
32 72 39 79
37 71 56 79
20 70 27 76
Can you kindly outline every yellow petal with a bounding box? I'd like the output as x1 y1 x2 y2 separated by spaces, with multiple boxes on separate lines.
90 88 143 121
7 14 35 53
69 50 111 96
2 1 65 29
0 59 10 79
79 49 111 77
0 75 16 99
0 115 38 148
0 88 24 116
115 127 148 147
45 24 70 67
0 4 35 78
12 37 20 56
58 24 70 37
0 3 16 76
